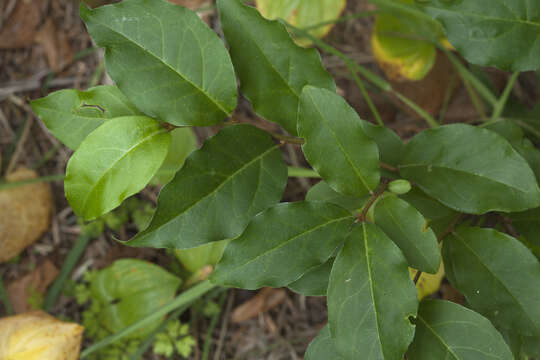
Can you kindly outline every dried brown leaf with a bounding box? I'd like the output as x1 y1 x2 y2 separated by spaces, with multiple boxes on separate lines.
35 18 73 72
7 260 59 313
231 288 287 323
0 168 52 263
0 0 43 49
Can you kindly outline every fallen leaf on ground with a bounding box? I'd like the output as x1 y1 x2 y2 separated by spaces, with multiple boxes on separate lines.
0 168 52 263
35 18 73 72
0 311 83 360
231 288 287 323
0 0 44 49
7 260 59 313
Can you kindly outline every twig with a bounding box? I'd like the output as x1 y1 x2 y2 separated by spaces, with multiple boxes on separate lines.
213 291 234 360
490 71 520 122
5 115 32 174
379 162 398 173
357 181 389 222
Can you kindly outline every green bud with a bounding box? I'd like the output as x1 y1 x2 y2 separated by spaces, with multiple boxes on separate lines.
388 179 412 195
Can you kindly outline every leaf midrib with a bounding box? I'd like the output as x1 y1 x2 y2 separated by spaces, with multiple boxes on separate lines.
82 127 168 212
88 11 230 116
418 315 460 359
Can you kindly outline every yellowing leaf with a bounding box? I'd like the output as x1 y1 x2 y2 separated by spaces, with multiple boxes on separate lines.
410 262 445 300
0 168 52 263
255 0 346 46
0 311 83 360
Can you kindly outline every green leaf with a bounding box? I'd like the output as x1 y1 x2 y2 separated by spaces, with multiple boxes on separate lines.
399 123 540 214
443 226 540 336
374 195 441 273
359 121 404 166
288 257 333 296
417 0 540 72
217 0 335 135
211 202 354 289
509 207 540 258
128 124 287 249
80 0 237 126
399 187 458 236
306 181 368 213
407 299 513 360
30 85 141 150
174 239 228 274
256 0 347 47
305 325 344 360
327 222 418 359
65 116 170 220
90 259 182 338
152 127 197 185
298 86 380 197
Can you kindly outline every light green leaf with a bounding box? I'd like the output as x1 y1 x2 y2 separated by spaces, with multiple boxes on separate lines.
399 187 458 236
399 124 540 214
90 259 182 338
298 86 380 197
407 299 513 360
306 181 368 213
327 222 418 359
80 0 237 126
417 0 540 71
152 127 197 185
374 195 441 273
509 207 540 259
128 124 287 250
65 116 170 220
211 202 354 289
217 0 335 135
30 85 141 150
359 120 404 166
443 226 540 336
256 0 347 47
288 257 333 296
305 325 344 360
174 239 228 274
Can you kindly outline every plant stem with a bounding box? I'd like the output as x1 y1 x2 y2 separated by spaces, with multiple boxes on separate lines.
358 181 388 222
490 71 520 122
301 11 377 31
0 174 65 191
287 166 320 178
272 133 305 145
508 118 540 140
0 276 14 315
43 233 92 311
379 162 398 173
201 291 228 360
346 60 384 126
80 280 216 358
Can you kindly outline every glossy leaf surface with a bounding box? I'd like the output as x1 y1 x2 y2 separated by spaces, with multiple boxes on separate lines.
81 0 237 126
375 195 441 273
299 87 380 197
418 0 540 71
305 325 344 360
443 226 540 336
152 127 197 185
288 257 333 296
90 259 182 337
328 223 418 359
129 124 287 249
407 299 513 360
399 124 540 214
211 202 354 289
65 116 170 220
359 120 404 166
217 0 335 135
30 85 141 150
509 207 540 258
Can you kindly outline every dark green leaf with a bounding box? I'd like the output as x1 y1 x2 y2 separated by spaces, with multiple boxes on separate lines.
374 195 441 273
298 87 380 197
65 116 170 220
151 127 197 185
359 121 404 166
500 329 540 359
90 259 182 337
128 124 287 249
399 124 540 214
407 299 513 360
399 187 458 236
443 226 540 336
327 223 418 359
217 0 335 135
305 325 344 360
288 257 333 296
30 85 141 150
211 202 354 289
81 0 237 126
417 0 540 71
509 207 540 259
306 181 368 213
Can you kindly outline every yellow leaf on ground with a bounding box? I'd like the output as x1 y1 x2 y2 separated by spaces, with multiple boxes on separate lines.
410 262 445 300
0 168 52 263
0 311 83 360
